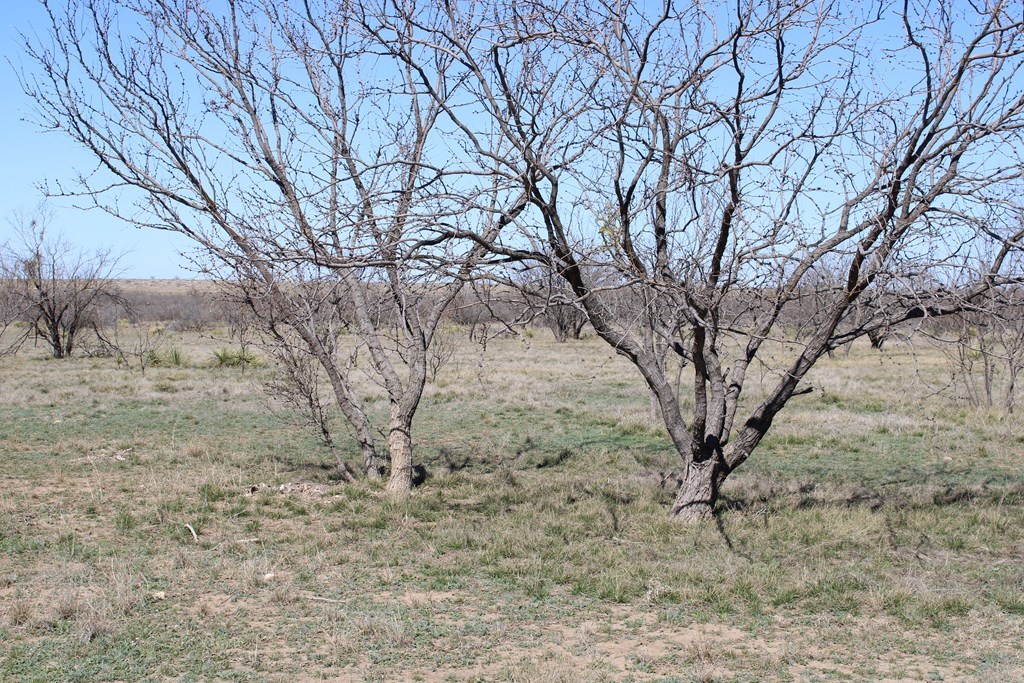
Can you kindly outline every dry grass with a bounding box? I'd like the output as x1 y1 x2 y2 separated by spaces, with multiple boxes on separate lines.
0 323 1022 681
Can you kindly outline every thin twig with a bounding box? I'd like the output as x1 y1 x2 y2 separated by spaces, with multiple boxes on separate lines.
303 594 344 605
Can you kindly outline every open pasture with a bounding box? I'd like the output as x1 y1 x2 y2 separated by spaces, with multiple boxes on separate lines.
1 327 1022 681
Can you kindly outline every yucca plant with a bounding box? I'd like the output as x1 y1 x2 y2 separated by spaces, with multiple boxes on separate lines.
211 347 261 368
147 347 191 368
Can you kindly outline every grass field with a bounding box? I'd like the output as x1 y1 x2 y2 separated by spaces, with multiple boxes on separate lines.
1 326 1022 681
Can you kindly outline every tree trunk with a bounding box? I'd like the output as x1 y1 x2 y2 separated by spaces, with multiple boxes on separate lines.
670 459 718 523
384 417 414 496
328 445 357 483
867 328 887 350
363 443 383 480
572 316 586 340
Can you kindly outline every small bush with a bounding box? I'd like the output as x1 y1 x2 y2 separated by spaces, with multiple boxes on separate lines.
210 347 262 368
146 348 191 368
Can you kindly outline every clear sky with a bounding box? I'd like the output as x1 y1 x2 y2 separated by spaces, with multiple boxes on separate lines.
1 0 194 278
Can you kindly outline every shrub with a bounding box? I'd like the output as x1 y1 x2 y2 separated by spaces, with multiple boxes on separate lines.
146 347 191 368
210 347 262 368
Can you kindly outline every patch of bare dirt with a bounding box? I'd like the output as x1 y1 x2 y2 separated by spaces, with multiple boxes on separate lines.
68 447 134 464
187 591 252 618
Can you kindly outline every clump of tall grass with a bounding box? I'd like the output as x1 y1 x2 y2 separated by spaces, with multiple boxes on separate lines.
146 347 191 368
210 347 262 368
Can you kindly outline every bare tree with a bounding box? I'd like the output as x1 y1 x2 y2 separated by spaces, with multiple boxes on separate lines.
390 0 1024 520
519 272 589 342
936 289 1024 412
23 0 1024 517
93 312 166 375
0 265 32 358
0 207 123 359
263 310 358 482
23 0 515 493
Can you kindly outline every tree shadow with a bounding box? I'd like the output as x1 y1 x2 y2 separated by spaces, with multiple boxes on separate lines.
714 477 1023 514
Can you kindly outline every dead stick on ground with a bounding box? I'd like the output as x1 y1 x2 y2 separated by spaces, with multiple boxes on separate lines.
304 595 344 604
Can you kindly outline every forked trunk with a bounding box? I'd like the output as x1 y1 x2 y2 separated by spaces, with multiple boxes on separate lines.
384 419 414 496
670 459 719 523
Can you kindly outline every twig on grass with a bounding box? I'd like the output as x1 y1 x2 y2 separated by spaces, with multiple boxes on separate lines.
303 594 344 605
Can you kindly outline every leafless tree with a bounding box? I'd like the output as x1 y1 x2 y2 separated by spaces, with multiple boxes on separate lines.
518 272 589 342
263 315 358 482
22 0 515 493
388 0 1024 520
100 316 165 375
426 324 458 382
0 270 31 358
23 0 1024 518
935 289 1024 412
0 207 123 358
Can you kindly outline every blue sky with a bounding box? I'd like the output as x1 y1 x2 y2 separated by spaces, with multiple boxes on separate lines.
2 0 1016 284
1 0 193 278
